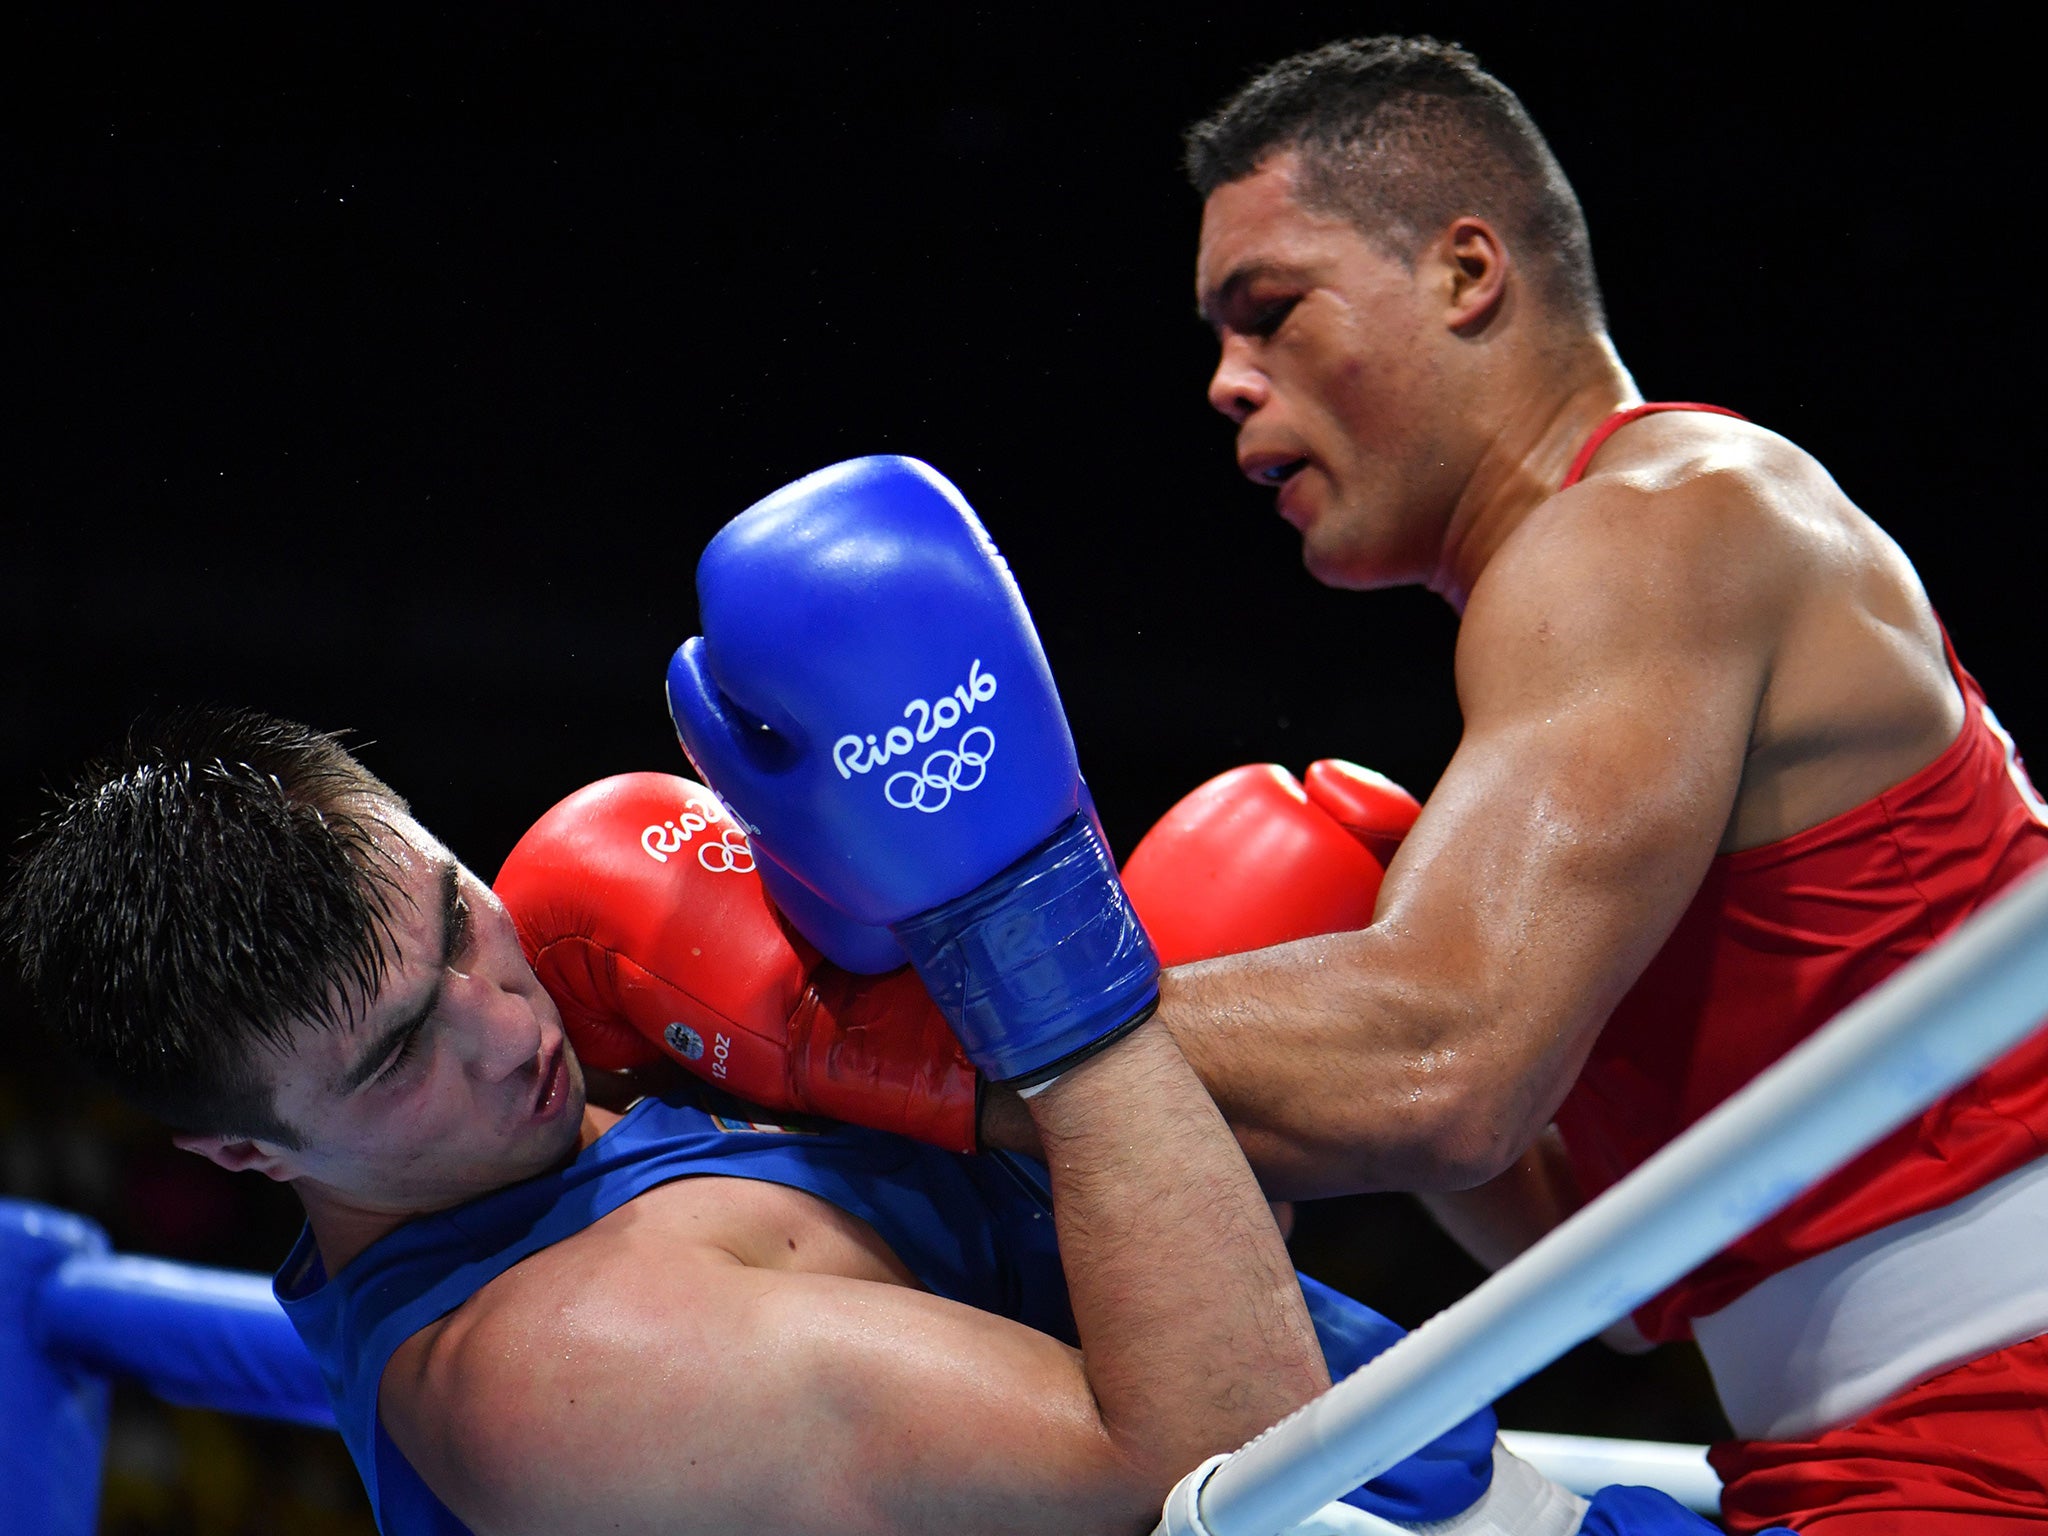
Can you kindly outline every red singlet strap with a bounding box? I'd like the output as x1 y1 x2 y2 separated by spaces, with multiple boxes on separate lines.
1560 401 1747 489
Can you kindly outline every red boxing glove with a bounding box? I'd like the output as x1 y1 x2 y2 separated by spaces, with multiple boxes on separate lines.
1122 761 1421 965
492 773 978 1152
1302 758 1421 868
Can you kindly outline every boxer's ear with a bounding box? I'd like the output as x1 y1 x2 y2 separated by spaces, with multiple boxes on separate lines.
1438 216 1509 335
174 1131 296 1182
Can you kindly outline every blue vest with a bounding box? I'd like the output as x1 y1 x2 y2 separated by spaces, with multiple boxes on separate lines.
275 1092 1491 1534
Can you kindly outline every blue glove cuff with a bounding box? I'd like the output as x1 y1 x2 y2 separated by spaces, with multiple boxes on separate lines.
892 811 1160 1085
1298 1274 1500 1524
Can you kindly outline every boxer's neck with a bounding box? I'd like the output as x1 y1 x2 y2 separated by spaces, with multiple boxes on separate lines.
296 1103 618 1275
298 1185 414 1277
1430 333 1636 612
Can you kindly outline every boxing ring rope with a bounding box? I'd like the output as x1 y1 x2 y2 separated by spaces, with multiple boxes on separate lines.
0 1202 339 1535
1155 858 2048 1535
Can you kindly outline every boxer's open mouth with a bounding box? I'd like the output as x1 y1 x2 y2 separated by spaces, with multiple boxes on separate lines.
533 1044 567 1118
1260 458 1309 485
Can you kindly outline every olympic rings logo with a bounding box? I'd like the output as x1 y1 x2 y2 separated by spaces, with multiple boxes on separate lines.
641 797 756 874
884 727 996 813
696 827 756 873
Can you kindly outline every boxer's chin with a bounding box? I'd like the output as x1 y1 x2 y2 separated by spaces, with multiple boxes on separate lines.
1296 478 1437 592
1295 507 1382 592
1300 530 1418 594
1281 473 1361 587
1301 545 1369 591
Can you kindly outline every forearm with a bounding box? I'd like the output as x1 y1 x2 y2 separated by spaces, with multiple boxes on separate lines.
987 937 1548 1204
1026 1019 1328 1485
981 933 1527 1195
1153 929 1546 1199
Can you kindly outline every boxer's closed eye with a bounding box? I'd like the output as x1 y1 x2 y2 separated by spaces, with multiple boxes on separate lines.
1247 296 1300 339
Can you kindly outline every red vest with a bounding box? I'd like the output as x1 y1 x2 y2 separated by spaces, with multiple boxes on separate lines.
1550 405 2048 1339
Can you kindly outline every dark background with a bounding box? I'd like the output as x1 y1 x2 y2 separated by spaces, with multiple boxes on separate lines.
3 5 2034 1530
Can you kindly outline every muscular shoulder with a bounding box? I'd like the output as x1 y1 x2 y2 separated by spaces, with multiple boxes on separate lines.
1483 410 1935 648
1498 415 1839 616
376 1193 728 1522
1464 411 1958 846
1570 409 1835 507
376 1174 918 1534
1457 417 1817 715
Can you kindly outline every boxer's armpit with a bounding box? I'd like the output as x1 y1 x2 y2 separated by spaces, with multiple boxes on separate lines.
1418 1125 1583 1273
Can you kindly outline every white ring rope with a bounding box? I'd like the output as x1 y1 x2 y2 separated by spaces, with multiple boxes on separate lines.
1156 859 2048 1536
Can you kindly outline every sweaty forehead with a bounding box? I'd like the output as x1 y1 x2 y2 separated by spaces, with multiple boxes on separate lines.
314 807 455 1019
359 811 458 952
361 797 449 868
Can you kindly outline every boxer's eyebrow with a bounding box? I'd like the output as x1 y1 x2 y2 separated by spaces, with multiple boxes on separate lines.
1196 259 1318 327
1198 264 1286 328
1196 269 1248 326
337 861 461 1094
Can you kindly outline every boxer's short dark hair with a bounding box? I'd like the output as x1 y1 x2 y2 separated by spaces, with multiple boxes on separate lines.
1185 35 1604 327
4 708 408 1146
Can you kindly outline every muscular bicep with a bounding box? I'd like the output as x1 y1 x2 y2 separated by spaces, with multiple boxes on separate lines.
1383 491 1773 1133
383 1250 1157 1536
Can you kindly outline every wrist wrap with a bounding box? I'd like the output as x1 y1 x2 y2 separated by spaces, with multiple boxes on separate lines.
891 811 1159 1086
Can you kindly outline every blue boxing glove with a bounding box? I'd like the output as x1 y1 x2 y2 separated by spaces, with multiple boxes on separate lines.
1578 1487 1791 1535
752 779 1109 978
667 455 1158 1088
751 847 909 975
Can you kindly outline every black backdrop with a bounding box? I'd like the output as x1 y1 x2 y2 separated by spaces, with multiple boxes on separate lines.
3 5 2036 1527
